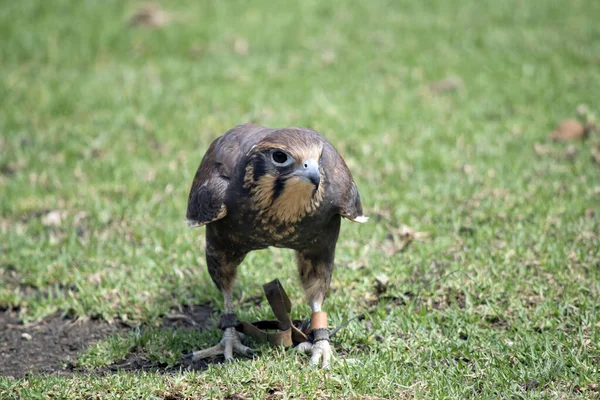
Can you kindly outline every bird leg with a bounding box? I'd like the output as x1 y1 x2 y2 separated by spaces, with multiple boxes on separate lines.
296 295 333 368
185 289 254 362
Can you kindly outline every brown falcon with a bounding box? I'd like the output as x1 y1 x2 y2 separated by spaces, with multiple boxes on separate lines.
185 123 367 367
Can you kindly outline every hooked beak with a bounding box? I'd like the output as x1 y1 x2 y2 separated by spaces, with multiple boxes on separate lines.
292 158 320 189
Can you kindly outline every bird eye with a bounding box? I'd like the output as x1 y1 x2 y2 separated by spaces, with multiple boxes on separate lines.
271 150 290 165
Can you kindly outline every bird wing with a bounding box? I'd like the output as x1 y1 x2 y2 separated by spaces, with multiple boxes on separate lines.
186 124 270 227
339 180 367 223
323 142 368 223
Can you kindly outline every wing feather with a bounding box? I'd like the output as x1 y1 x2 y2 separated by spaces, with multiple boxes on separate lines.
322 142 367 223
186 124 270 227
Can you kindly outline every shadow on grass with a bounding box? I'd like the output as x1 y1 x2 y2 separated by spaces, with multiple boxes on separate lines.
84 348 215 375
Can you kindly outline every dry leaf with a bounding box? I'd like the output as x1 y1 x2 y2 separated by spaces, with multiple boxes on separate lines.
346 259 367 270
533 143 550 155
128 3 170 28
41 210 65 227
374 274 389 294
321 49 336 65
549 119 594 141
363 293 378 303
382 224 430 255
461 164 475 175
233 37 249 55
429 76 463 93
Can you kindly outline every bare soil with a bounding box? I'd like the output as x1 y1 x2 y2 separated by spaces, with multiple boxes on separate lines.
0 305 214 378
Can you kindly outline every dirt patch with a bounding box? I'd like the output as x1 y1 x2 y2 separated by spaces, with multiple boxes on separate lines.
161 304 214 329
0 305 214 378
0 310 128 377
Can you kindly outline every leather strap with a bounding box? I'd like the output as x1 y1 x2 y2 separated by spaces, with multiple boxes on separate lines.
235 279 313 347
310 311 328 331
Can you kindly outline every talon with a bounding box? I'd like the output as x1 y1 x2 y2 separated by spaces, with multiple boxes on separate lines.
185 327 255 362
296 339 333 369
296 341 313 354
322 346 331 369
311 348 323 366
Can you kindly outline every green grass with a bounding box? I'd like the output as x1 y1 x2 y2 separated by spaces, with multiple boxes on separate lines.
1 0 599 398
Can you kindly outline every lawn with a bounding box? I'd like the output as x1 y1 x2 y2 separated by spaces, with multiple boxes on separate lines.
1 0 599 398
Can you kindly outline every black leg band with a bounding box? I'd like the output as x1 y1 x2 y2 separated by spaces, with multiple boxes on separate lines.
312 328 330 343
219 313 238 329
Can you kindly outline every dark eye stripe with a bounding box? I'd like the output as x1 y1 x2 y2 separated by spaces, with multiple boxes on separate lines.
272 177 285 200
253 158 266 181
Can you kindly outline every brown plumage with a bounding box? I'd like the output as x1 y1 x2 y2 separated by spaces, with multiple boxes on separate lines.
185 123 367 367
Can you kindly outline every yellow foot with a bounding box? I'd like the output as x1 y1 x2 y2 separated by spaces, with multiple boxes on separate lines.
184 327 254 363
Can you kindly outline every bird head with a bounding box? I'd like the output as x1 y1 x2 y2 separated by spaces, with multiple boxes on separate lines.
243 129 325 222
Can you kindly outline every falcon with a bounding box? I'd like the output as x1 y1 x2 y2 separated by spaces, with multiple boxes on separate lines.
185 123 367 367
